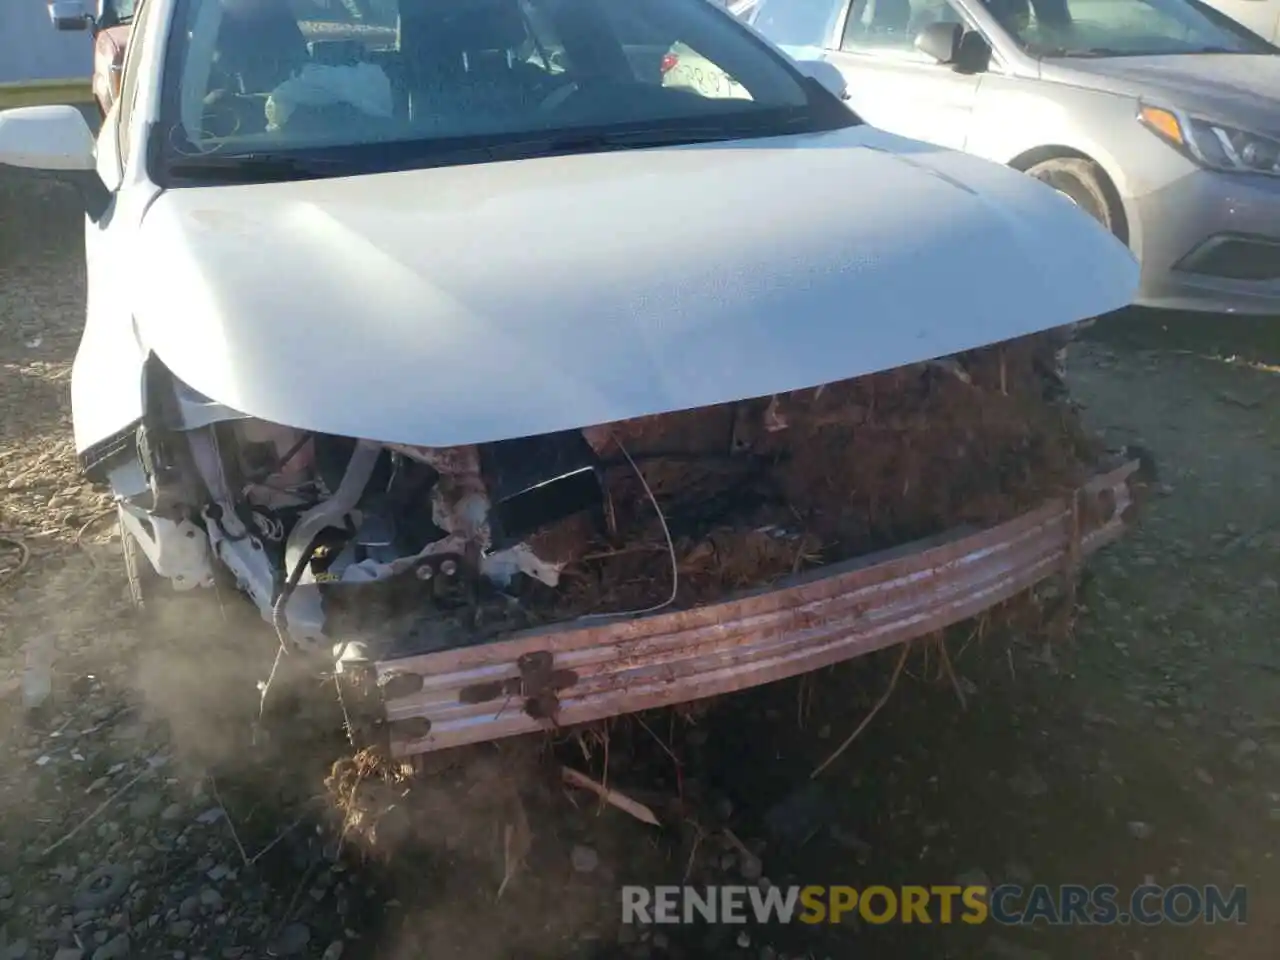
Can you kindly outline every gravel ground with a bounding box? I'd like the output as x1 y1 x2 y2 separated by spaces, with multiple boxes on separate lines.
1 168 1278 960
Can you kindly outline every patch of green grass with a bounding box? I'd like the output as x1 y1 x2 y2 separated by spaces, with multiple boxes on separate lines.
0 79 92 110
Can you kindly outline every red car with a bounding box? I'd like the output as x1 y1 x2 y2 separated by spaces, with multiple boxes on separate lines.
49 1 134 117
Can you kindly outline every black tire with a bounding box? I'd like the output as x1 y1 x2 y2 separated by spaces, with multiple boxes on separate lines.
119 513 160 614
120 514 237 621
1024 157 1121 239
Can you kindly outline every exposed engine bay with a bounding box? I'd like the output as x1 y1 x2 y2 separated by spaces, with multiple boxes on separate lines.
111 330 1097 667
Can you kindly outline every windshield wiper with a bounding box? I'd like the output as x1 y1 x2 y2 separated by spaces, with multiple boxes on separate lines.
1042 44 1244 58
1043 46 1135 58
480 127 748 159
478 120 813 160
160 119 814 181
164 152 357 182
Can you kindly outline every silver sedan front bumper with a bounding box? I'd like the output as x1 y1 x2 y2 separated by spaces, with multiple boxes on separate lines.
1133 168 1280 315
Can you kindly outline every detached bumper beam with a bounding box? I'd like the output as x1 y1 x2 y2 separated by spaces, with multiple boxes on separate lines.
376 462 1139 757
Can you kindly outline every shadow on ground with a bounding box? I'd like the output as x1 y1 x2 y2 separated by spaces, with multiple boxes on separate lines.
1087 306 1280 366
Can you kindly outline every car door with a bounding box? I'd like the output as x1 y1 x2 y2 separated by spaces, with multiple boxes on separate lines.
827 0 985 149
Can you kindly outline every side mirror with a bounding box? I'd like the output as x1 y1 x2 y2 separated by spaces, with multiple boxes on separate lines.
915 21 964 63
794 59 848 101
0 106 111 221
0 106 95 171
915 22 993 73
48 0 93 31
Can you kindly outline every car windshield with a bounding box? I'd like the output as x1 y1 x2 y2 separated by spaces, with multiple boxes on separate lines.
159 0 836 175
977 0 1273 57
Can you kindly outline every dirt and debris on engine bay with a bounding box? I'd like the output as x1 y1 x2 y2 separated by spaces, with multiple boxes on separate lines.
530 331 1096 624
3 167 1280 960
311 320 1097 662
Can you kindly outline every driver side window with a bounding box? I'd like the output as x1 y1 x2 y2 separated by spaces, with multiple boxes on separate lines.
99 0 137 28
749 0 844 45
840 0 964 51
117 0 158 159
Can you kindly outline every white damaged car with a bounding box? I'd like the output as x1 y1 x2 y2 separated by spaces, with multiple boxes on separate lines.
2 0 1140 758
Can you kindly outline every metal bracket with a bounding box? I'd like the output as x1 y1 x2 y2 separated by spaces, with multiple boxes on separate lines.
456 649 579 722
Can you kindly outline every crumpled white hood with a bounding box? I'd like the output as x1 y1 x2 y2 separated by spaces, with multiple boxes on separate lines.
137 124 1137 447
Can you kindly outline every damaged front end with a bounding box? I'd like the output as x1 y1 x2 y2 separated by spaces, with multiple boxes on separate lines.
95 332 1140 758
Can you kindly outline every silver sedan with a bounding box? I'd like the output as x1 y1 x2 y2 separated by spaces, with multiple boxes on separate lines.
740 0 1280 314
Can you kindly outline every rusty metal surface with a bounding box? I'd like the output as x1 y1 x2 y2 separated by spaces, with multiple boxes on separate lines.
377 462 1139 757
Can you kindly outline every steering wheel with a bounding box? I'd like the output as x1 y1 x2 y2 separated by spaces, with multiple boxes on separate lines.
196 94 245 143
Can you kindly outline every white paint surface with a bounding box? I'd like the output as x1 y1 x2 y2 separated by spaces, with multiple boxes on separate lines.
0 105 96 171
117 124 1136 449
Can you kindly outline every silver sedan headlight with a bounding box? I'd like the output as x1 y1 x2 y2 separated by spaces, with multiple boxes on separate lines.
1139 104 1280 176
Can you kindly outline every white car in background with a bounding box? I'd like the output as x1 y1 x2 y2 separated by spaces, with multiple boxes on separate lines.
739 0 1280 315
0 0 1136 758
1200 0 1280 41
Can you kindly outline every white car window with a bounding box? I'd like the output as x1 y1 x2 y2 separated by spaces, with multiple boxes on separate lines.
840 0 965 51
160 0 815 159
118 0 164 157
102 0 138 24
976 0 1272 55
748 0 844 45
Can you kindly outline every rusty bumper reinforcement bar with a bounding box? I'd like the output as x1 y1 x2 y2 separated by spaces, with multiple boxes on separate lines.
377 461 1139 757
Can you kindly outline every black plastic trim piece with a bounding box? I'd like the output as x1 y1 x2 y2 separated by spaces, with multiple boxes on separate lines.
1174 232 1280 281
79 421 141 482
